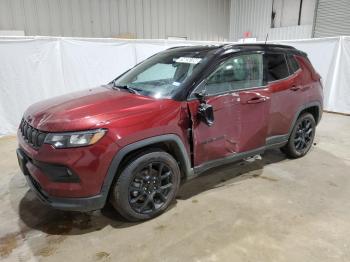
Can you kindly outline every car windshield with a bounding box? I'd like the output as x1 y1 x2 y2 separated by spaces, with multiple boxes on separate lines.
113 50 209 99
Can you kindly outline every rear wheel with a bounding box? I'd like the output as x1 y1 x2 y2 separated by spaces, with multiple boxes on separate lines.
110 150 180 221
281 113 316 158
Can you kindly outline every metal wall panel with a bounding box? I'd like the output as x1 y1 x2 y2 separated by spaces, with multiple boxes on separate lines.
314 0 350 37
229 0 314 41
0 0 230 41
229 0 272 41
269 25 313 40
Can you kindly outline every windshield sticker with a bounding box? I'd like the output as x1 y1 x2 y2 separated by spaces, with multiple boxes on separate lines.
172 81 181 86
175 57 202 64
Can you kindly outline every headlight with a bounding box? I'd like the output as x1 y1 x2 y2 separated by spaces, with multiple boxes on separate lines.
44 129 107 148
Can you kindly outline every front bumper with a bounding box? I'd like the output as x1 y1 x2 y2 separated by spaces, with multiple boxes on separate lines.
17 148 106 212
17 128 117 198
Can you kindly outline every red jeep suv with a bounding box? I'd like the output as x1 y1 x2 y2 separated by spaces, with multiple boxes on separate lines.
17 44 323 221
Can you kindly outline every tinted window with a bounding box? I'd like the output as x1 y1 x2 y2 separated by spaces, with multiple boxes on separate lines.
114 51 208 98
194 53 263 96
134 63 177 82
286 54 300 74
266 54 289 81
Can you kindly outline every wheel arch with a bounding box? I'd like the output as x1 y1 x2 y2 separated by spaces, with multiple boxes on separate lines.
288 101 322 135
300 105 321 124
100 134 193 203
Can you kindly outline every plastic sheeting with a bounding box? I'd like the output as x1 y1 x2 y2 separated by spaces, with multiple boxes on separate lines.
0 36 349 136
277 37 350 115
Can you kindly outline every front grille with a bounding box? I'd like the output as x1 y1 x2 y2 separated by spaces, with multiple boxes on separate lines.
19 119 47 149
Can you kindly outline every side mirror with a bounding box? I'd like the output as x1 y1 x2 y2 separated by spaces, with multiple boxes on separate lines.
194 91 206 103
198 103 214 126
194 90 214 126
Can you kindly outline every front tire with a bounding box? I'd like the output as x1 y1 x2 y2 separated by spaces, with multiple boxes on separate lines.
281 113 316 158
110 150 181 221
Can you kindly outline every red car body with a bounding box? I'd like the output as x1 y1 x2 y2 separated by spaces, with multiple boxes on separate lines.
17 44 323 212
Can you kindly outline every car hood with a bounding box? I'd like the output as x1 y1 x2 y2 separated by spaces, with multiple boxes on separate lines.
24 86 172 132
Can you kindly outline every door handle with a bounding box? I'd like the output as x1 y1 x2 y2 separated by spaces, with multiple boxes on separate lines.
246 97 267 104
290 85 301 91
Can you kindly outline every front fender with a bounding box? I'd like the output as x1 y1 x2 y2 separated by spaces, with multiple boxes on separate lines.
98 134 194 205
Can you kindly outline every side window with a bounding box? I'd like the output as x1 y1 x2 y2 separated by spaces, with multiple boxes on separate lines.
266 54 289 82
286 54 300 74
194 53 263 96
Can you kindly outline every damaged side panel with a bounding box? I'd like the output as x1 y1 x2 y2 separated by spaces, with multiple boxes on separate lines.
187 88 271 168
187 93 241 167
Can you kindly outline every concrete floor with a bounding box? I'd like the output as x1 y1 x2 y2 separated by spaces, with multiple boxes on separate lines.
0 112 350 262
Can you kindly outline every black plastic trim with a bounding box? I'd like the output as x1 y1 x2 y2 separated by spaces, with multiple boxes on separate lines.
193 147 265 175
288 101 322 134
265 134 289 146
25 174 105 211
192 139 287 176
99 134 194 199
17 148 104 212
32 160 80 183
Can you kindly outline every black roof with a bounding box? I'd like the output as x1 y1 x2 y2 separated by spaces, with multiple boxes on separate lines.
166 43 305 56
165 45 220 53
227 43 296 50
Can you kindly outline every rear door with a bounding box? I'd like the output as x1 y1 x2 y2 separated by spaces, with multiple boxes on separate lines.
266 53 304 138
187 52 271 167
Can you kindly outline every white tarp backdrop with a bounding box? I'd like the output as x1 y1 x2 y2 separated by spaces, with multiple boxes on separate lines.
0 36 349 136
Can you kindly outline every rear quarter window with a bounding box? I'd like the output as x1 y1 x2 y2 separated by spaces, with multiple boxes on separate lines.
287 54 300 74
266 54 289 82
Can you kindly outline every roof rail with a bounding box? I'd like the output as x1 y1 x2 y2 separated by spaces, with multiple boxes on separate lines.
228 43 296 50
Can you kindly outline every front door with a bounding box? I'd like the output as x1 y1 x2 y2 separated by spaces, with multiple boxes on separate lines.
187 53 271 167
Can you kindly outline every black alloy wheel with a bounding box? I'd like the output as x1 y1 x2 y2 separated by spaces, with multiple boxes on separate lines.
110 150 180 221
281 113 316 158
294 118 313 153
128 162 174 214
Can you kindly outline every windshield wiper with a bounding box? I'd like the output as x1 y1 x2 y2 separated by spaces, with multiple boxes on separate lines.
112 81 140 95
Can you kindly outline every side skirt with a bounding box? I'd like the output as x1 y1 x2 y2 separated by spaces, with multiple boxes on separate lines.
188 136 288 180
